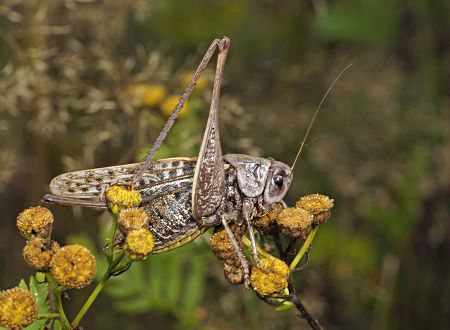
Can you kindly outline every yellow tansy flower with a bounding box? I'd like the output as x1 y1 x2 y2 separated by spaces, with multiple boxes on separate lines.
249 257 290 297
160 95 190 119
23 238 60 271
125 228 155 260
296 194 334 224
50 245 96 289
179 70 207 92
0 287 38 330
126 83 167 108
105 185 142 214
16 206 54 240
276 207 313 240
118 207 149 234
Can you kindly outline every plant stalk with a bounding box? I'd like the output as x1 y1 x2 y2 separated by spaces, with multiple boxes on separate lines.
289 226 318 271
45 273 71 330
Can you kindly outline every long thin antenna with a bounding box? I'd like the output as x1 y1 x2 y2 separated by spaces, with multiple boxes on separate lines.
291 63 353 170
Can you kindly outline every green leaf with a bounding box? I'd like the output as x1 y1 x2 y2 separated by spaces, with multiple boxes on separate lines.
181 257 204 312
314 0 399 47
163 253 182 305
29 273 49 314
18 279 28 290
24 273 50 330
113 294 153 314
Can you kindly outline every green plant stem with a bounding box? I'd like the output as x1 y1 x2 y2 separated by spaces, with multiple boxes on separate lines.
289 226 318 271
71 270 109 329
38 313 60 319
242 235 273 259
107 214 119 261
71 251 125 329
45 273 71 330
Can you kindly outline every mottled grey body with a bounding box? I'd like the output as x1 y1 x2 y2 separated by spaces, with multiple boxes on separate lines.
47 156 282 253
45 38 294 279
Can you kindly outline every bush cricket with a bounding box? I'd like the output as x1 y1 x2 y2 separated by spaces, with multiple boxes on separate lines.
43 36 349 284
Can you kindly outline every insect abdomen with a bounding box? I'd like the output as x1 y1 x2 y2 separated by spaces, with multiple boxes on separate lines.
145 187 206 252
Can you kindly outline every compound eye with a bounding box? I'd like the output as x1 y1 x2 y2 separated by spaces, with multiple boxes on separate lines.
273 175 284 187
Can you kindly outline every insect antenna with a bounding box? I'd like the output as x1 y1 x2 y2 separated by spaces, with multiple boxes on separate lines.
291 63 353 171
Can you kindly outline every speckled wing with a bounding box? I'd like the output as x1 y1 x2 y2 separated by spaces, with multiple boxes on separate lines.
191 104 225 220
49 157 196 202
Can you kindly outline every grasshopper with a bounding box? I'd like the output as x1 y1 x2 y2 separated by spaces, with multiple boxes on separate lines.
43 37 347 280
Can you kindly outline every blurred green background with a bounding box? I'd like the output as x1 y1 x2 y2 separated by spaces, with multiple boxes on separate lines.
0 0 449 329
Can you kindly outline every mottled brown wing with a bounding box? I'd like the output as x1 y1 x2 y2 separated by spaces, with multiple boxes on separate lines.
191 104 225 220
49 157 196 201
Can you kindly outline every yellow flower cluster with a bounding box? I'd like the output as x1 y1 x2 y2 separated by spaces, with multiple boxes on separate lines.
210 225 246 285
252 194 334 240
22 238 60 271
213 194 334 291
249 257 290 296
105 185 142 214
118 207 149 234
0 287 38 330
126 83 167 108
276 207 313 240
105 187 155 260
210 228 241 261
252 203 284 233
160 95 190 119
124 228 155 260
50 245 97 289
125 71 208 119
15 206 97 290
16 206 53 239
296 194 334 225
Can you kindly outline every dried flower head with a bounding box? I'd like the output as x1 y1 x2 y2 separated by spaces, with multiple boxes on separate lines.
276 207 313 239
125 228 155 260
252 203 284 233
118 207 149 234
126 83 167 108
0 287 38 330
224 263 245 285
249 257 290 297
210 227 243 262
160 95 190 118
16 206 54 240
50 245 97 289
105 185 142 214
296 194 334 224
22 238 60 271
